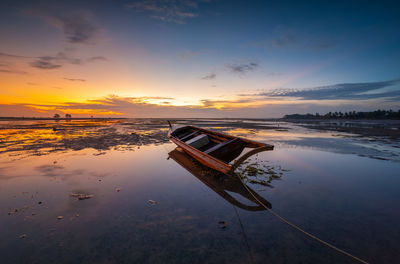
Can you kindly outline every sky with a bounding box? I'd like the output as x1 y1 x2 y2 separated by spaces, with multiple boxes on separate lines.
0 0 399 118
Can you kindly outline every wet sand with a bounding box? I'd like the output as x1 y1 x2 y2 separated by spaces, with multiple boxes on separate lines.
1 118 398 159
283 118 400 138
0 119 169 157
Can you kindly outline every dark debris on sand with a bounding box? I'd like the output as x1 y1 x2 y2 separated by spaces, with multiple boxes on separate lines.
235 158 290 188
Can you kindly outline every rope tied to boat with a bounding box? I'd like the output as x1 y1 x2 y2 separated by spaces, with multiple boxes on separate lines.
235 173 369 264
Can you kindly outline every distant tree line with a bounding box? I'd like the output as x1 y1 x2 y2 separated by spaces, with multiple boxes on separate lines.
284 109 400 120
53 114 72 119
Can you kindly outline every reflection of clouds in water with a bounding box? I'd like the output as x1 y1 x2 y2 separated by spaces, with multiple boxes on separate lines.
0 166 27 180
36 164 84 180
217 122 400 162
0 164 110 180
276 137 400 162
35 164 109 180
36 164 70 175
33 164 105 216
0 166 12 179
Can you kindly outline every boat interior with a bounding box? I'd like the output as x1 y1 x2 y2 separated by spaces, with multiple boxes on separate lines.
171 126 250 163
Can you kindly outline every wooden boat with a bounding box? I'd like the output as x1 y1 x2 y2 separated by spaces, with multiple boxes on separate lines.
167 121 274 174
168 148 272 210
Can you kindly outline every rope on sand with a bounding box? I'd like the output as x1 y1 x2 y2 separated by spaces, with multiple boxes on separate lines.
235 173 369 264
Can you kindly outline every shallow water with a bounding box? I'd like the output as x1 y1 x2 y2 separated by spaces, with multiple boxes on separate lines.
1 119 400 263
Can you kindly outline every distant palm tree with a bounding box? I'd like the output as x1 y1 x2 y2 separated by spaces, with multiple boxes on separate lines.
65 114 72 119
54 114 60 119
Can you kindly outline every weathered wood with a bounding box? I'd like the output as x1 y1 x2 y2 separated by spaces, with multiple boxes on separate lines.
168 123 274 174
204 138 241 154
179 130 198 141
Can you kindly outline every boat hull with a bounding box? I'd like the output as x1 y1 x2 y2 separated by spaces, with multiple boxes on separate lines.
168 125 273 174
170 136 232 174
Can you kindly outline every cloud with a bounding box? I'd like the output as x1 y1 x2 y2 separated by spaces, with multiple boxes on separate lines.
260 25 299 48
87 56 107 62
227 61 259 76
1 50 79 70
0 69 28 74
24 8 99 44
145 96 175 100
0 65 28 74
40 52 82 65
85 96 175 107
0 57 31 73
126 0 210 24
252 25 337 51
200 98 255 107
64 78 86 82
273 34 296 47
2 88 400 119
262 79 400 101
254 36 336 50
201 73 216 80
26 96 176 114
58 15 97 44
1 50 104 71
0 104 56 117
11 95 221 117
0 52 31 59
30 52 82 70
30 60 62 69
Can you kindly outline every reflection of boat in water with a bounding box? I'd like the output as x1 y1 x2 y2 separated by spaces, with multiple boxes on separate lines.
168 122 274 174
168 148 272 211
170 140 369 263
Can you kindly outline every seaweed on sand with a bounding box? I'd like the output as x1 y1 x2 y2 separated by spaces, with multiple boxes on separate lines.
235 158 290 188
